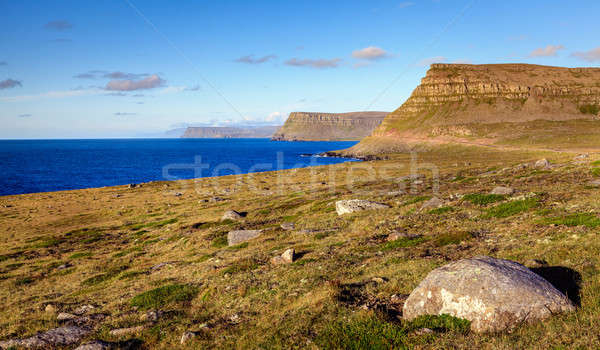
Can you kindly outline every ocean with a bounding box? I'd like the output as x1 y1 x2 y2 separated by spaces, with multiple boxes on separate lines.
0 138 358 196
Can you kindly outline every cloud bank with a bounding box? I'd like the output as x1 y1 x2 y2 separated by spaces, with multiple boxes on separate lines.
105 75 164 91
285 58 342 69
0 79 22 89
529 45 564 57
235 55 277 64
352 46 388 60
571 47 600 62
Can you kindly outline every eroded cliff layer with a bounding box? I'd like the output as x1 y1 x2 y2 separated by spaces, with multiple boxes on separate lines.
346 63 600 155
181 126 279 138
271 112 387 141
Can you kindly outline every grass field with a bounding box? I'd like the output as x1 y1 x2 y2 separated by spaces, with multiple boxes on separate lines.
1 145 600 348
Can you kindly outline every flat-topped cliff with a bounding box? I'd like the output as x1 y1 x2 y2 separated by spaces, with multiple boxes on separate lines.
271 111 387 141
181 126 279 138
345 63 600 155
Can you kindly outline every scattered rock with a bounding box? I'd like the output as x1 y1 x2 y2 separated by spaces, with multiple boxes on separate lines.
271 248 295 265
109 325 145 337
420 197 444 210
0 326 91 349
574 154 589 160
387 231 421 241
73 304 95 315
128 184 137 189
57 263 73 270
150 262 175 271
403 256 575 332
490 186 514 195
414 328 434 335
335 199 390 216
45 304 57 313
534 158 550 168
587 179 600 187
280 222 295 231
140 310 163 322
57 312 78 321
180 331 197 345
174 192 183 197
227 230 263 246
222 210 243 221
74 340 140 350
399 174 425 181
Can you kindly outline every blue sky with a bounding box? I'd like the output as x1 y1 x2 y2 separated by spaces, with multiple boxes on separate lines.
0 0 599 138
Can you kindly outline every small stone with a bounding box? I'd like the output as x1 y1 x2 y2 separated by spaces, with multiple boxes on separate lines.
587 179 600 187
414 328 434 335
174 192 183 197
525 259 548 268
574 154 589 160
180 331 197 345
535 159 550 168
335 199 390 216
490 186 514 195
74 340 113 350
371 277 385 284
387 231 421 241
57 312 78 321
109 325 145 336
227 230 263 246
280 222 295 231
420 197 444 210
57 263 73 270
45 304 57 313
281 249 295 263
128 183 137 189
222 210 243 221
141 310 163 322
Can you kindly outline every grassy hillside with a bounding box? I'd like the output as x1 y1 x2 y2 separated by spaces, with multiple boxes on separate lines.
2 145 600 348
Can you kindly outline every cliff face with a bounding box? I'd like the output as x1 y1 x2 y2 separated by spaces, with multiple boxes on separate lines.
346 63 600 155
271 111 387 141
181 126 279 138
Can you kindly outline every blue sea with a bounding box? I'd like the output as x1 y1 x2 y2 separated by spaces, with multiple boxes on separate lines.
0 139 358 196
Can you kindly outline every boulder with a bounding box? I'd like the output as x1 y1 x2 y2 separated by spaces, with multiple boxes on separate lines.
74 340 114 350
227 230 263 246
490 186 514 195
534 159 550 168
57 312 78 321
335 200 390 216
0 326 90 349
403 256 575 332
180 331 197 345
222 210 244 221
420 197 444 210
271 248 295 265
280 222 295 231
108 325 145 337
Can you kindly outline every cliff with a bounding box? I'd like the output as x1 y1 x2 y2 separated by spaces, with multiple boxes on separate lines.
181 126 279 138
345 63 600 155
271 111 387 141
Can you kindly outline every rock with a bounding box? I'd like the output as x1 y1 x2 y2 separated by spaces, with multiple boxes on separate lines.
108 325 145 336
57 312 78 321
128 183 137 189
45 304 56 313
74 340 114 350
414 328 434 335
420 197 444 210
534 158 550 168
371 277 385 284
387 231 421 241
280 222 295 231
150 262 175 271
73 304 95 315
140 310 163 322
490 186 514 195
0 326 90 348
525 259 548 268
271 249 295 265
180 331 197 345
57 263 73 270
399 174 425 181
174 192 183 197
335 199 390 216
227 230 263 246
222 210 243 221
403 256 575 332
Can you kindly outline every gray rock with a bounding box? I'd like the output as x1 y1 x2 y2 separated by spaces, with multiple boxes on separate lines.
222 210 243 221
387 231 421 241
74 340 114 350
57 312 78 321
574 154 589 160
335 199 390 216
403 256 575 333
420 197 444 210
140 309 163 322
180 331 197 345
73 304 95 315
0 326 90 348
280 222 295 231
490 186 514 195
534 158 550 168
271 249 295 265
227 230 263 246
108 325 144 337
399 174 425 181
587 179 600 187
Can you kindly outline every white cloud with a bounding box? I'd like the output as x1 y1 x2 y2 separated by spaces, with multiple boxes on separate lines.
398 2 414 8
105 74 164 91
266 111 283 122
352 46 388 60
0 88 100 102
235 55 277 64
529 45 564 57
285 58 342 69
418 56 447 66
571 47 600 62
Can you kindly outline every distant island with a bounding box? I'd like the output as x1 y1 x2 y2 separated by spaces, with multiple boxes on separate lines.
181 126 280 138
271 111 388 141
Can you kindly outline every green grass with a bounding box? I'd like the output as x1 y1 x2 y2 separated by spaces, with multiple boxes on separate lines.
409 314 470 333
381 236 427 251
484 198 539 218
428 206 455 215
130 283 198 310
579 104 600 115
129 218 178 231
591 160 600 166
29 237 62 249
542 213 600 228
591 168 600 177
14 277 34 286
211 235 228 248
222 258 259 275
462 193 506 205
402 196 431 206
228 242 249 250
434 231 473 247
69 252 92 259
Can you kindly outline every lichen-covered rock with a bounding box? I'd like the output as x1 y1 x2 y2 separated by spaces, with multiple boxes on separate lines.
420 197 444 210
403 256 575 333
535 159 550 168
335 199 390 215
0 326 90 349
227 230 263 246
222 210 243 221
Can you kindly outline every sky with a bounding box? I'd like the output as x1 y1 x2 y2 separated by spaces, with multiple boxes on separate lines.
0 0 599 139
